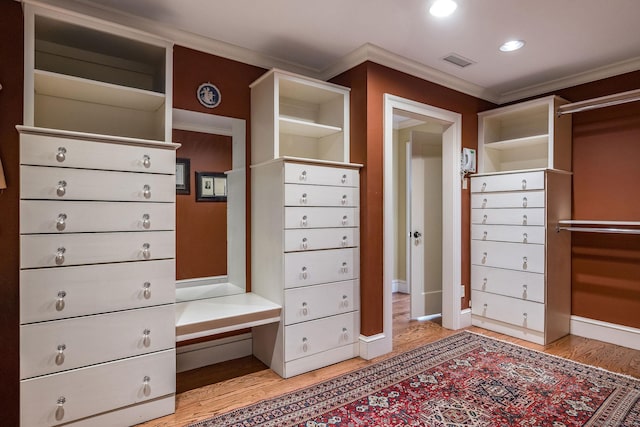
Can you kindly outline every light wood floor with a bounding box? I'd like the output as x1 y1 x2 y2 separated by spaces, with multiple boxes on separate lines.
139 293 640 426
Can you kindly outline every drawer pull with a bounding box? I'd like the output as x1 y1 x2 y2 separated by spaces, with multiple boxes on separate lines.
523 313 528 326
522 284 528 299
56 180 67 197
301 237 308 250
521 179 527 190
482 231 487 241
523 233 528 243
342 294 349 308
55 344 66 366
56 147 67 163
481 182 487 191
142 214 151 229
143 329 151 347
342 215 348 226
56 291 67 311
142 376 151 397
302 337 308 353
341 262 348 273
522 257 528 270
142 243 151 260
143 184 151 199
55 396 66 421
481 252 487 264
522 197 528 208
341 194 348 205
482 198 487 208
301 193 308 204
342 327 349 341
341 235 348 246
301 266 308 280
482 214 487 224
142 155 151 169
56 213 67 231
522 215 528 225
482 278 487 291
301 215 308 227
302 302 308 316
143 282 151 299
300 170 307 181
55 247 66 266
341 174 347 184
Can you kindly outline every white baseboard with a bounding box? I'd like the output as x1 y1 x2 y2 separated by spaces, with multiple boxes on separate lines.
459 308 472 328
176 333 252 373
359 333 392 360
392 280 408 294
570 315 640 351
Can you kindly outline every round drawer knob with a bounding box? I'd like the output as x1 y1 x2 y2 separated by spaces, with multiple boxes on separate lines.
56 213 67 231
143 185 151 199
341 262 348 273
55 247 66 266
143 282 151 299
522 215 528 225
142 155 151 169
481 182 487 191
302 302 308 316
341 235 348 246
55 396 66 421
142 376 151 397
56 180 67 197
142 243 151 260
482 198 487 208
522 284 528 299
56 291 67 311
523 233 528 243
302 337 308 352
142 213 151 229
300 193 308 204
301 215 308 227
342 215 348 226
56 147 67 163
522 257 528 270
301 266 308 279
341 174 347 184
55 344 66 366
300 170 307 181
301 237 308 250
482 231 487 240
482 214 487 224
482 278 487 290
341 195 348 205
521 179 527 190
342 327 349 340
481 252 487 264
522 197 528 208
143 329 151 347
342 294 349 308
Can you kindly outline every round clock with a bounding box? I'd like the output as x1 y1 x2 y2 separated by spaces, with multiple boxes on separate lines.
197 82 222 109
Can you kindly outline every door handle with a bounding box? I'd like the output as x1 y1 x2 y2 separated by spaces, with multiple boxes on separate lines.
413 231 422 239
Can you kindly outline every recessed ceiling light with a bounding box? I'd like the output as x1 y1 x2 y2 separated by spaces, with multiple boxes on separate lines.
429 0 458 17
499 40 526 52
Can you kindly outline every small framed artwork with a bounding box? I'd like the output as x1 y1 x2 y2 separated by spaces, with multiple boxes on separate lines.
196 171 227 202
176 158 191 195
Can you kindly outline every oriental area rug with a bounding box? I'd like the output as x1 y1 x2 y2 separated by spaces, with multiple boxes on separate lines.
190 331 640 427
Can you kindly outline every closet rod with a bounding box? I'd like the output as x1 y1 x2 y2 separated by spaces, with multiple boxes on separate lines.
556 226 640 235
556 220 640 235
557 88 640 116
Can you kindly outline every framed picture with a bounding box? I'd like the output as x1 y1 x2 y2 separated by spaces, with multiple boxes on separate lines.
196 171 227 202
176 158 191 195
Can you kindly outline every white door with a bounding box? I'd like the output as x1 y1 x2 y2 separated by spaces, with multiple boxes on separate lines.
407 131 443 319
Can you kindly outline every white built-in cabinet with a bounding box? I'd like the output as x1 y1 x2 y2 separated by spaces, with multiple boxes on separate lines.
250 70 361 377
471 95 572 345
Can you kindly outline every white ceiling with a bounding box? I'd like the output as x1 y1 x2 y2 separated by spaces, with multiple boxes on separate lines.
69 0 640 103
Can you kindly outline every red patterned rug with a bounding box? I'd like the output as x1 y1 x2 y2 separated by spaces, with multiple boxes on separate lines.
190 331 640 427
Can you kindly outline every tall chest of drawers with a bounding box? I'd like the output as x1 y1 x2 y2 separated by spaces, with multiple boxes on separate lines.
252 159 361 378
470 170 571 345
18 127 179 426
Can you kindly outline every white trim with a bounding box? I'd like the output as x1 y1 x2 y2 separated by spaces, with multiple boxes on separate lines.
358 333 390 360
176 333 252 373
570 315 640 351
383 94 463 354
392 280 408 294
460 308 472 328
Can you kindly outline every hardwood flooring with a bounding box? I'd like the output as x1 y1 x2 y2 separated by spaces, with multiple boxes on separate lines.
139 293 640 426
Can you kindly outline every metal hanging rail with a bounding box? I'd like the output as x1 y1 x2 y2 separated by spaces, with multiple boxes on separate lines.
556 220 640 235
557 88 640 116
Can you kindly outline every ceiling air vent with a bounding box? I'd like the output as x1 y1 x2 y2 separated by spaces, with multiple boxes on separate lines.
442 53 475 68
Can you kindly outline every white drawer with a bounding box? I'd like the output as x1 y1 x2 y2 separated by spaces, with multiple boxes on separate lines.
472 208 545 226
284 162 358 187
20 305 175 379
284 228 359 252
20 259 175 324
284 248 359 288
20 165 175 202
471 171 544 193
471 291 545 332
284 207 359 229
20 200 174 234
20 349 175 427
20 231 175 268
284 280 359 325
284 312 358 362
471 240 545 273
284 184 359 207
20 132 175 174
471 191 545 209
471 224 545 244
471 265 545 303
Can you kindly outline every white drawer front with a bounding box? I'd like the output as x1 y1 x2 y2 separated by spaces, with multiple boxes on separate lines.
471 240 545 273
20 350 175 427
21 231 175 268
471 265 545 303
20 305 175 379
21 165 175 202
284 163 358 187
471 291 545 332
471 224 545 245
20 259 175 323
284 228 359 252
284 312 358 362
20 200 174 234
284 248 359 288
284 280 359 325
472 208 545 226
471 191 545 209
284 207 359 229
471 171 544 193
20 132 175 174
284 184 359 207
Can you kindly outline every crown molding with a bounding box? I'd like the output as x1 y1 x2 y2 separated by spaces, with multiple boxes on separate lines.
320 43 501 104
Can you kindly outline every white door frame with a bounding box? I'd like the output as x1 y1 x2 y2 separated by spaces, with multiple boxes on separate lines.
360 94 466 360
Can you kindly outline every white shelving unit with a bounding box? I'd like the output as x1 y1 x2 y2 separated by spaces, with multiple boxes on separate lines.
478 95 571 173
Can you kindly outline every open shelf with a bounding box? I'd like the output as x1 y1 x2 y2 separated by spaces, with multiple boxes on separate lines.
279 116 342 138
484 134 548 150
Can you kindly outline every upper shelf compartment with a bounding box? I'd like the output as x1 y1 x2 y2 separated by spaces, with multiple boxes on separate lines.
251 69 350 164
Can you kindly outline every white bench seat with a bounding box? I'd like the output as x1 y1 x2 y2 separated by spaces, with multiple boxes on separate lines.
175 293 281 342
